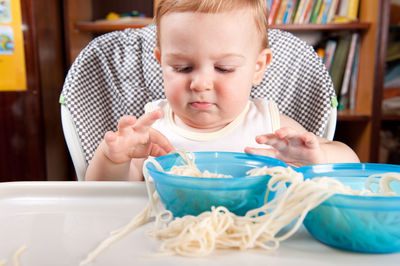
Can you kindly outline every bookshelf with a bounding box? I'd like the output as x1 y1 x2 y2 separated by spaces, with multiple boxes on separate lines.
378 0 400 163
74 17 154 33
74 21 370 33
335 0 390 163
63 0 154 65
63 0 390 163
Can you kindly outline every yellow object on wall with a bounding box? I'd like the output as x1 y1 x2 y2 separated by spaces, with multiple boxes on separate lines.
0 0 27 91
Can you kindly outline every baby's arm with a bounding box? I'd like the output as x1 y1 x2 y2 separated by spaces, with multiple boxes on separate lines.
85 109 173 181
245 114 360 167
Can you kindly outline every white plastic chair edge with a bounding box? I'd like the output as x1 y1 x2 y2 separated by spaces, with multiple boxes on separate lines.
323 106 337 141
61 104 88 181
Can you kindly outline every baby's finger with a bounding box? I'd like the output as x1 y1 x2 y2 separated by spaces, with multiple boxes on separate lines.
117 115 137 133
244 147 278 158
133 109 163 133
104 131 117 143
149 143 172 157
150 129 174 153
275 127 305 146
256 134 288 150
301 132 319 148
104 131 120 151
255 134 275 144
274 127 299 139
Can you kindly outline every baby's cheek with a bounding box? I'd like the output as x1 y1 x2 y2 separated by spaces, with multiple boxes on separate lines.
165 88 184 106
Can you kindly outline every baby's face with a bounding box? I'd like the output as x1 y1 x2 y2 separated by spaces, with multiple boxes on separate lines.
156 9 269 131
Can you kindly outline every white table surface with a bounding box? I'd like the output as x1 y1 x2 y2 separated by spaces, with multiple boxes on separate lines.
0 181 398 266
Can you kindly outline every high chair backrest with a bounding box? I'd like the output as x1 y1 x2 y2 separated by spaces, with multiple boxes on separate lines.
60 25 336 181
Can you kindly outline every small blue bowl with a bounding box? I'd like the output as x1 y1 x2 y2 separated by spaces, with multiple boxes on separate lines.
297 163 400 254
145 152 287 217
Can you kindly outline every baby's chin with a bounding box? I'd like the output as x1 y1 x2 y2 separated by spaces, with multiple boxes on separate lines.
179 117 230 132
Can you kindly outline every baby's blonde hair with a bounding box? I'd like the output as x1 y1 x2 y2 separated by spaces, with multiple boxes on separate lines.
154 0 269 49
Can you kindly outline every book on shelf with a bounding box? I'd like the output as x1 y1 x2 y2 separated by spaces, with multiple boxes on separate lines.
329 34 352 96
315 0 327 24
310 0 323 23
337 0 349 17
293 0 307 23
320 0 333 24
302 0 316 24
346 0 360 22
283 0 297 24
333 0 360 23
288 0 301 24
275 0 290 24
323 39 337 72
338 32 359 110
326 0 340 23
272 0 351 25
267 0 274 10
349 38 361 110
268 0 282 25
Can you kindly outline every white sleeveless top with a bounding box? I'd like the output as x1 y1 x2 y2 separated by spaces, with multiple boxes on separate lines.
145 99 281 152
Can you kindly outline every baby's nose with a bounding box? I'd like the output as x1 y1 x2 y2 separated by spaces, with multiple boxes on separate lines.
190 72 213 91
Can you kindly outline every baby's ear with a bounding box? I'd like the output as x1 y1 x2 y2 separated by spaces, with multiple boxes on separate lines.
252 48 272 85
154 47 161 63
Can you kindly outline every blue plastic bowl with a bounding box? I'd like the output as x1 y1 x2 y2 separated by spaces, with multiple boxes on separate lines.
297 163 400 254
145 152 287 217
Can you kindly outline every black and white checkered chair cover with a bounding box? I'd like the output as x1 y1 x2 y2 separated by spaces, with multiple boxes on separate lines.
61 24 336 180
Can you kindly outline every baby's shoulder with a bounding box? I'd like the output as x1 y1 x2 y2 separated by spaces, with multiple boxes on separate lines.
250 98 278 112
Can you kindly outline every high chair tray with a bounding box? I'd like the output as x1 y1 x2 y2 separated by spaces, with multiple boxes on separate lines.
0 181 398 266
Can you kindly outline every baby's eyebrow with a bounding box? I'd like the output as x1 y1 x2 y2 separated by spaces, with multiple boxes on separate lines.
213 54 246 64
164 53 189 60
213 53 245 59
164 52 246 65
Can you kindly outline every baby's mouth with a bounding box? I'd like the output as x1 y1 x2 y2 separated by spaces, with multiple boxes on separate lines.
190 102 214 109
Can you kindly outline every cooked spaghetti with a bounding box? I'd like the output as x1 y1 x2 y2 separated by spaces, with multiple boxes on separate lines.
13 246 26 266
0 245 27 266
80 152 400 264
167 151 232 178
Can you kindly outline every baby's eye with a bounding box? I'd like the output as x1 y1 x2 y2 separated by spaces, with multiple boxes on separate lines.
173 66 192 73
215 66 234 73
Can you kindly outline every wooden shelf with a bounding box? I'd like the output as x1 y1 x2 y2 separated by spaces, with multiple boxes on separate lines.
74 17 154 33
75 22 149 32
381 115 400 121
270 22 371 31
74 21 370 33
383 88 400 99
337 110 370 121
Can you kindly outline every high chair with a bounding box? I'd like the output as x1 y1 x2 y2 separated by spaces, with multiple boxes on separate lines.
60 25 337 181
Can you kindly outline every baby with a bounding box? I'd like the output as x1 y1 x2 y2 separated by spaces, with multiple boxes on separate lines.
85 0 360 181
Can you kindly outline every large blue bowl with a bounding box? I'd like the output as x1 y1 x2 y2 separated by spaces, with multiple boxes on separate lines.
145 152 287 217
297 163 400 254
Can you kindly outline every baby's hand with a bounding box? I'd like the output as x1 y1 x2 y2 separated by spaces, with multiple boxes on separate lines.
100 109 173 164
245 127 326 167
